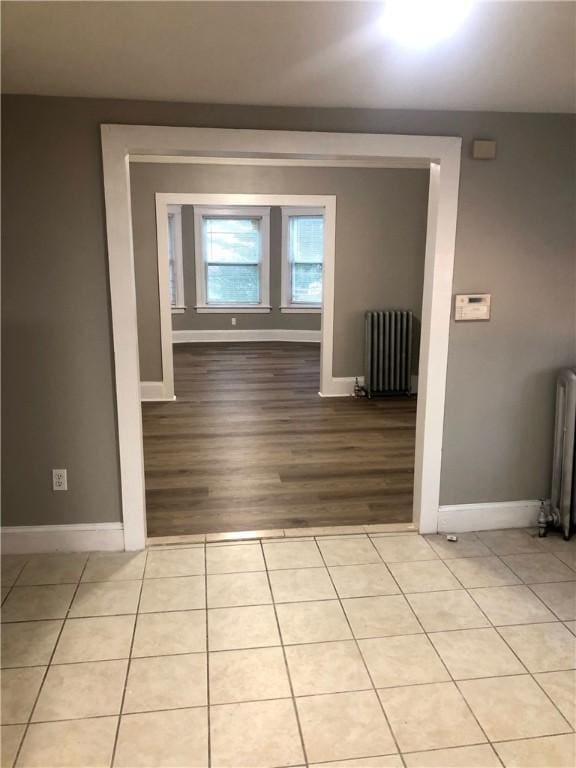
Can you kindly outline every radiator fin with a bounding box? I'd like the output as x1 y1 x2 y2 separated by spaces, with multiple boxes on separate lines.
364 310 413 397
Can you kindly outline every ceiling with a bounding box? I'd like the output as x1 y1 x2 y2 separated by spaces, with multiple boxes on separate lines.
2 1 575 113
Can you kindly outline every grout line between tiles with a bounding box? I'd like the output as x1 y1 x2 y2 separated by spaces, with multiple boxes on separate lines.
312 536 407 766
109 547 149 768
374 536 501 761
203 541 212 768
456 548 575 741
11 554 91 768
258 538 309 767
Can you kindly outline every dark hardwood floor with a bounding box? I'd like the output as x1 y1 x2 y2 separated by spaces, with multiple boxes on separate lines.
142 342 416 537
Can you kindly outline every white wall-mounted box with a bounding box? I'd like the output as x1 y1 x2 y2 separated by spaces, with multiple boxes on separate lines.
455 294 491 321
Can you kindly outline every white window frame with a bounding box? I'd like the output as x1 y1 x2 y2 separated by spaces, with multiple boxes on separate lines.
167 205 185 313
281 206 324 313
193 205 271 313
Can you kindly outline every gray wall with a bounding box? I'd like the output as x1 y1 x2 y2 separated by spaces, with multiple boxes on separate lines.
130 164 429 382
2 95 574 526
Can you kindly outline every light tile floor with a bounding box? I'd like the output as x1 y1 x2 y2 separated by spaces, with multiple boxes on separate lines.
1 528 575 767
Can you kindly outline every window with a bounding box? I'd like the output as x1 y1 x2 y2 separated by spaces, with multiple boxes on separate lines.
194 206 271 312
167 205 185 312
281 207 324 312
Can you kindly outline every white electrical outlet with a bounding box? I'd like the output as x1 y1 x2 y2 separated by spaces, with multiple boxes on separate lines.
52 469 68 491
231 317 237 326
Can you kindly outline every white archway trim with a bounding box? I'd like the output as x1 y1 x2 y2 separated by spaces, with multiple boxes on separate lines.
101 125 462 550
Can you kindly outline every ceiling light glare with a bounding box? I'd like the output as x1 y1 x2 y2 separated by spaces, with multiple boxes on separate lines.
380 0 474 49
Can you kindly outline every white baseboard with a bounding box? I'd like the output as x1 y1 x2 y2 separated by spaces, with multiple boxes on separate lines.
173 329 321 344
140 381 175 401
1 523 125 555
437 500 543 533
321 375 419 398
320 376 364 397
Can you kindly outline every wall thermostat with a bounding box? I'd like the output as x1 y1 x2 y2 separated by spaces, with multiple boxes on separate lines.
455 294 491 321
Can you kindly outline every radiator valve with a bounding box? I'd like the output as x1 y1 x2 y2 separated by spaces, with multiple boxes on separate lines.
354 377 366 398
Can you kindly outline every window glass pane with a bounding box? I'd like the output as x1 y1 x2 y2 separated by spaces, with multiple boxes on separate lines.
289 216 324 264
204 218 260 264
292 263 323 304
207 264 260 304
167 214 177 306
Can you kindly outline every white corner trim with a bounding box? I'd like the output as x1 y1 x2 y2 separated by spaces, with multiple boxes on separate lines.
140 381 175 401
173 329 321 344
320 376 365 397
437 500 543 533
1 523 126 554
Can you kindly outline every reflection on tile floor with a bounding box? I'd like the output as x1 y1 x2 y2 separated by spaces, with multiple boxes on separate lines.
1 528 575 767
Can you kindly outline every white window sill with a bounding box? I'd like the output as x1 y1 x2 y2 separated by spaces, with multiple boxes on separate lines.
171 306 187 314
195 305 272 314
280 306 322 314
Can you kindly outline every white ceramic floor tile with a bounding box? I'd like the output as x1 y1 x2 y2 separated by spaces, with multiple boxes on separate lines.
476 529 546 555
359 634 449 687
209 646 291 704
502 554 576 584
285 640 371 696
53 615 135 663
1 724 25 767
208 604 280 651
17 717 118 768
429 627 526 678
206 543 265 574
82 551 146 582
534 670 576 728
32 659 127 722
459 674 571 741
210 698 304 768
123 653 207 713
531 581 576 620
144 548 205 578
468 584 557 625
114 707 208 767
444 557 520 588
263 541 324 570
1 620 62 668
494 734 576 768
269 568 336 603
1 585 76 622
403 744 501 767
132 610 206 656
297 690 397 764
276 600 352 644
342 595 422 638
424 534 491 559
69 581 141 617
1 557 28 588
387 560 461 593
328 564 399 598
378 682 486 753
317 538 382 566
310 758 402 768
1 667 46 725
498 622 576 672
407 589 489 632
16 554 87 586
372 535 438 563
139 575 205 612
207 571 272 608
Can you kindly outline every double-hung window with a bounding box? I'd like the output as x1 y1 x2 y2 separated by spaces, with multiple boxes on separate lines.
167 205 185 312
281 207 324 312
194 206 271 312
